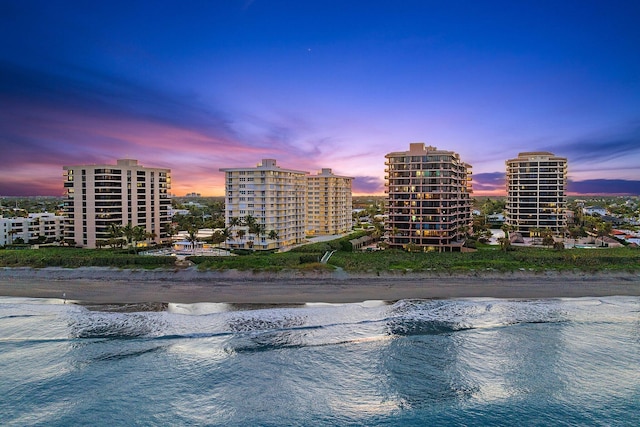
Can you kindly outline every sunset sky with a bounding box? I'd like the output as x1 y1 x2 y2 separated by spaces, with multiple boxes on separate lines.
1 1 639 196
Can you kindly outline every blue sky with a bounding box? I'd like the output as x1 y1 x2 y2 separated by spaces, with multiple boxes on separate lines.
1 0 639 196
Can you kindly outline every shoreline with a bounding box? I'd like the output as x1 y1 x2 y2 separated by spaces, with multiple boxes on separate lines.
1 267 640 304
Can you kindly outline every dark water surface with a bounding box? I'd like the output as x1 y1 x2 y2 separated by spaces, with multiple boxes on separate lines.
1 296 639 426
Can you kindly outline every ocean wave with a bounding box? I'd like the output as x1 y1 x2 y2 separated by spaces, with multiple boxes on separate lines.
68 311 170 339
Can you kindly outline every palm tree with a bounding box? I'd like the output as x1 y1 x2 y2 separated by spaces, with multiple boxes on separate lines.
236 229 246 247
542 233 555 248
146 231 157 246
229 216 241 230
108 224 123 248
210 230 226 247
132 226 146 253
244 215 257 229
268 230 279 241
163 222 178 245
501 223 513 242
7 229 17 245
596 221 613 247
569 227 581 248
186 226 198 255
121 223 135 251
249 223 266 250
219 227 231 248
498 236 511 252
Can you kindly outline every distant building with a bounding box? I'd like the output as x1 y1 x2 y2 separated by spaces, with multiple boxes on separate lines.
582 206 607 216
0 213 65 246
62 159 171 248
385 143 473 252
487 213 506 226
306 168 353 236
185 192 201 197
169 208 190 217
505 152 567 236
565 209 575 224
220 159 308 250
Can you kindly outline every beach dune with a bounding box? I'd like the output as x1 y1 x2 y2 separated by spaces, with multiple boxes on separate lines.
1 267 640 305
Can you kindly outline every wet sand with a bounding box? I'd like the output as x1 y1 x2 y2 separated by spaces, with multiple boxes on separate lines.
1 267 640 304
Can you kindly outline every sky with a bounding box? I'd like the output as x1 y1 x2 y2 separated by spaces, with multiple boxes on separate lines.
1 0 640 197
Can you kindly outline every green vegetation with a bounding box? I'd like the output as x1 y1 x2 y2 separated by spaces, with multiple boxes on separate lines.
290 231 369 253
1 227 638 274
171 197 226 231
328 246 640 273
0 247 175 269
0 196 64 217
189 252 330 272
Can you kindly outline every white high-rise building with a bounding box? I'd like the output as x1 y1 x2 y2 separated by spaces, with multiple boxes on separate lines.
505 152 567 236
220 159 308 250
62 159 171 248
307 168 353 236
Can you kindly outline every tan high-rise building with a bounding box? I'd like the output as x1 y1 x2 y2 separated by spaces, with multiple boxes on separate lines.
307 168 353 236
385 143 472 252
505 152 567 236
220 159 308 250
62 159 171 248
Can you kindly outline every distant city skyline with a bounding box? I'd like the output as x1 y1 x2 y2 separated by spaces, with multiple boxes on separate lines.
1 1 639 197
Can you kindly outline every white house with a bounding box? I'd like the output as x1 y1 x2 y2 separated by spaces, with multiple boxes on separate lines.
582 206 607 216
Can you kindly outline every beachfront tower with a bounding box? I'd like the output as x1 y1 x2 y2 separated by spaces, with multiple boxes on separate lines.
306 168 353 236
505 152 567 237
62 159 171 248
385 143 473 252
220 159 308 250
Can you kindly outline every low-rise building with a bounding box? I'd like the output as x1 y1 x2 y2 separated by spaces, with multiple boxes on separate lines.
0 213 65 246
583 206 607 216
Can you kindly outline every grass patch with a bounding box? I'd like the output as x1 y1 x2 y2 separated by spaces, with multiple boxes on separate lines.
0 247 175 269
327 246 640 273
189 252 323 271
2 243 638 274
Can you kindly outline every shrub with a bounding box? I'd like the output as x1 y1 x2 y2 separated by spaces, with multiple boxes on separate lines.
231 249 253 256
299 254 321 264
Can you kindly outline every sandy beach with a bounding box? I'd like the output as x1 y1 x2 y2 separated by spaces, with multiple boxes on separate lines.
1 267 639 305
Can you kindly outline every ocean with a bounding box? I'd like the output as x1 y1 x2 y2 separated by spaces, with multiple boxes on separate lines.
1 295 639 426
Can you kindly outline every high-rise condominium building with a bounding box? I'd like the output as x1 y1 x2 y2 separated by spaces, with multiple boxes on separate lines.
307 168 353 236
220 159 308 250
385 143 473 252
63 159 171 248
505 152 567 236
